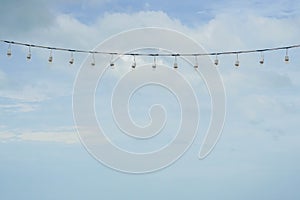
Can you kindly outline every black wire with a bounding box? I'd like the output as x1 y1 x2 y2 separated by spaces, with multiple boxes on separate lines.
1 39 300 57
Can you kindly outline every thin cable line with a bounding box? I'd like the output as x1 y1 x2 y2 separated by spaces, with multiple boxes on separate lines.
1 39 300 57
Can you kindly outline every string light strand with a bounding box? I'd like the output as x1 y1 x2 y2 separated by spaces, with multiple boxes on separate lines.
1 39 300 57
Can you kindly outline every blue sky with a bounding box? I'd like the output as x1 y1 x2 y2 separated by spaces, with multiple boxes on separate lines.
1 0 300 199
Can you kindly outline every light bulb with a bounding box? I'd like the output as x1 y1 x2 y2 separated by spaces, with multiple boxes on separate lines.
235 54 239 67
131 56 136 69
26 47 31 60
91 53 95 66
285 55 289 62
259 52 264 64
132 63 136 69
110 54 115 67
174 63 178 69
69 52 74 65
173 56 178 69
285 49 289 63
48 50 53 63
235 60 239 67
214 54 219 66
194 56 198 69
152 56 157 69
7 44 12 57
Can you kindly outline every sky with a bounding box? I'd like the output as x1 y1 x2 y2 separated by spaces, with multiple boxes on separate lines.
1 0 300 199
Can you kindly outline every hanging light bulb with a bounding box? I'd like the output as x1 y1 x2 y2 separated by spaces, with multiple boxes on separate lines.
26 46 31 60
152 56 157 69
259 52 264 64
214 54 219 66
69 52 74 65
48 50 53 63
131 55 136 69
7 43 12 57
110 54 115 67
173 56 178 69
235 54 240 67
284 48 289 63
91 53 95 66
194 56 199 69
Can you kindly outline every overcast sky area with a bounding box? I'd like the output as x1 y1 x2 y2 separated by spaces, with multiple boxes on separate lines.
1 0 300 199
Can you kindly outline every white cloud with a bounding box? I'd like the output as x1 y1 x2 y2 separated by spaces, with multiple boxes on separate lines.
192 14 300 52
24 11 188 52
1 5 300 143
0 131 15 141
0 103 38 113
0 87 48 103
0 128 78 144
18 131 78 144
0 125 6 129
0 76 73 104
16 9 299 67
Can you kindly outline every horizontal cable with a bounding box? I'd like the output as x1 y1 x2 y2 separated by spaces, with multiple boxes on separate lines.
1 39 300 57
